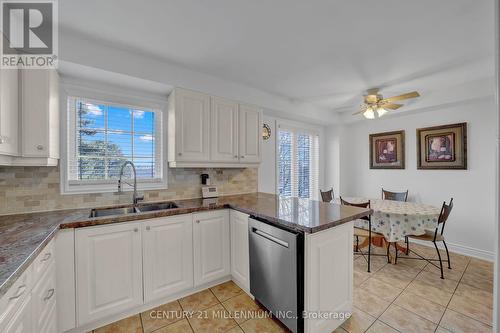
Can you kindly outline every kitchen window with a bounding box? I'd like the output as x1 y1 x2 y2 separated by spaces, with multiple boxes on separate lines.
277 125 320 200
62 96 166 193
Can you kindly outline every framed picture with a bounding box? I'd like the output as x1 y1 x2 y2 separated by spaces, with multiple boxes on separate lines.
417 122 467 169
369 130 405 169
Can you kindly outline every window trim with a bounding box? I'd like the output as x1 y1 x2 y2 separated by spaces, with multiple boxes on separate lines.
60 83 168 195
275 120 322 201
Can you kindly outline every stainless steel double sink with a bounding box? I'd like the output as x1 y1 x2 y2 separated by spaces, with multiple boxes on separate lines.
89 202 179 218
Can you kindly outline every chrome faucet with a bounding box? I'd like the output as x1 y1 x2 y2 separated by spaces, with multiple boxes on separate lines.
118 161 144 205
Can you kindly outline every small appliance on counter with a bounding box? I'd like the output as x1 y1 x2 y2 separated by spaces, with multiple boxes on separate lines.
201 173 219 198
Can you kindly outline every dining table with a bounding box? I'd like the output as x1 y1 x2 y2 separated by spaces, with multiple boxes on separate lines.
333 197 442 251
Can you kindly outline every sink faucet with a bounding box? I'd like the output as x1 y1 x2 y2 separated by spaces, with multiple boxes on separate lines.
118 161 144 205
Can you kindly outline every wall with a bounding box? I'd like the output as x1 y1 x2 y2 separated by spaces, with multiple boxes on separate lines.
0 166 257 215
325 96 497 259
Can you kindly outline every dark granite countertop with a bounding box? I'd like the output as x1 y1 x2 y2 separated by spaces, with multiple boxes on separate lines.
0 192 371 298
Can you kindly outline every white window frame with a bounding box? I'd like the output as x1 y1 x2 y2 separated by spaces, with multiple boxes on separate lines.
60 83 168 194
276 120 322 201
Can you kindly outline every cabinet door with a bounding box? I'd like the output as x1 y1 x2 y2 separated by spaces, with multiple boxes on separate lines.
4 294 33 333
0 67 19 156
210 97 238 162
143 215 194 303
193 210 230 286
238 104 262 163
175 89 210 161
230 210 250 291
32 262 56 332
76 222 143 325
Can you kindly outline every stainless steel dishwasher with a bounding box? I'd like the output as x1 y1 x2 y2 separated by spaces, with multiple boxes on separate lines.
249 217 304 333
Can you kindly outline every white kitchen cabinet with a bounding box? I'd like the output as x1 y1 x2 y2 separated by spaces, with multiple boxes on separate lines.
0 67 19 157
230 210 250 292
76 222 143 325
19 69 59 165
31 262 56 333
238 103 262 163
143 215 194 303
168 88 211 163
210 96 239 162
193 210 230 286
3 294 33 333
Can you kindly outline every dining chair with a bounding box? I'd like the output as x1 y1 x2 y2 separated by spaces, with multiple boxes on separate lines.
405 198 453 279
320 188 334 202
340 197 389 272
381 188 409 202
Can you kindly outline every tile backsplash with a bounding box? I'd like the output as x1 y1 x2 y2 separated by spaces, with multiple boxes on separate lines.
0 166 258 215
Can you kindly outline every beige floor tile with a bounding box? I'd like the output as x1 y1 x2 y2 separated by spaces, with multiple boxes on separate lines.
393 291 445 324
469 258 493 271
354 255 387 273
239 317 289 333
332 327 349 333
365 320 399 333
454 283 493 309
466 265 494 281
447 294 493 326
460 272 494 293
440 309 492 333
140 301 184 333
372 269 413 290
340 307 375 333
414 270 459 293
379 305 436 333
395 256 427 269
405 280 453 306
210 281 243 302
94 315 143 333
359 277 403 303
378 262 421 279
354 270 371 287
353 290 391 318
226 326 245 333
423 264 464 281
153 319 193 333
187 304 238 333
179 289 220 312
222 293 266 324
435 327 452 333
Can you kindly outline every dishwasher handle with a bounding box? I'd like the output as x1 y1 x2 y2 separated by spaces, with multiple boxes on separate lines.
252 227 289 248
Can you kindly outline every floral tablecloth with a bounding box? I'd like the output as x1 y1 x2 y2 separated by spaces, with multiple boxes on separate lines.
334 198 441 242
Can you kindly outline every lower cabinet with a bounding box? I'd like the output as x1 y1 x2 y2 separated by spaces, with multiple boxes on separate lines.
193 210 231 286
3 294 33 333
76 222 143 325
143 215 194 303
230 210 250 291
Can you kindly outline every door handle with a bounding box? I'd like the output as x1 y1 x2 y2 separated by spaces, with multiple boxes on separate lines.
252 228 289 248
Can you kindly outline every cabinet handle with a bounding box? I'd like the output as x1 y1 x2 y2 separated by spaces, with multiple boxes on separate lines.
146 226 151 231
9 284 27 300
234 155 238 158
36 144 44 151
240 156 245 158
178 152 182 156
43 288 55 301
196 220 200 224
134 228 139 232
41 252 51 262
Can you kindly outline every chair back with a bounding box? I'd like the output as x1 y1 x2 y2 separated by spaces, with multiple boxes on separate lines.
320 188 334 202
382 188 408 202
438 198 453 234
340 197 371 221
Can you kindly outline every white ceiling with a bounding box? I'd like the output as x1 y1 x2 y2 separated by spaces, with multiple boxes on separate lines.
59 0 495 114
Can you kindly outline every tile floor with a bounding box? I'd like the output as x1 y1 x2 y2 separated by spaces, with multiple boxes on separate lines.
92 243 494 333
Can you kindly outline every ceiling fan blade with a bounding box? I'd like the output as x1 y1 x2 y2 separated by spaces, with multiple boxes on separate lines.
382 91 420 103
380 103 403 110
352 105 368 115
366 87 379 95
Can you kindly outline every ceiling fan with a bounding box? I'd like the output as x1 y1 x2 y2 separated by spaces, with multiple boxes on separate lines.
353 88 420 119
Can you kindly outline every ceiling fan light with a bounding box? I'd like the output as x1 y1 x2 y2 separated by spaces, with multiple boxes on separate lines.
363 108 375 119
377 107 388 117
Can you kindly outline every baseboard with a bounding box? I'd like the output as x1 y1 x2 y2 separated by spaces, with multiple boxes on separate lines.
409 239 495 262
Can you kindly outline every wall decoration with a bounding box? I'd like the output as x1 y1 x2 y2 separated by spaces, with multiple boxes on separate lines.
262 123 272 140
417 122 467 169
369 130 405 169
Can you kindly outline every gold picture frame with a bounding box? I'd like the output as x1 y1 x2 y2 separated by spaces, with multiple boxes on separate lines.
369 130 405 169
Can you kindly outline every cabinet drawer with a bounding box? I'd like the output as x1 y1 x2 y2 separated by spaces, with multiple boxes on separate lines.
32 261 56 331
0 265 33 332
33 239 55 281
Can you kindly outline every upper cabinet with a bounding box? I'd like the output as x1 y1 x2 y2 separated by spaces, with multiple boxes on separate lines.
0 69 59 166
168 88 262 167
